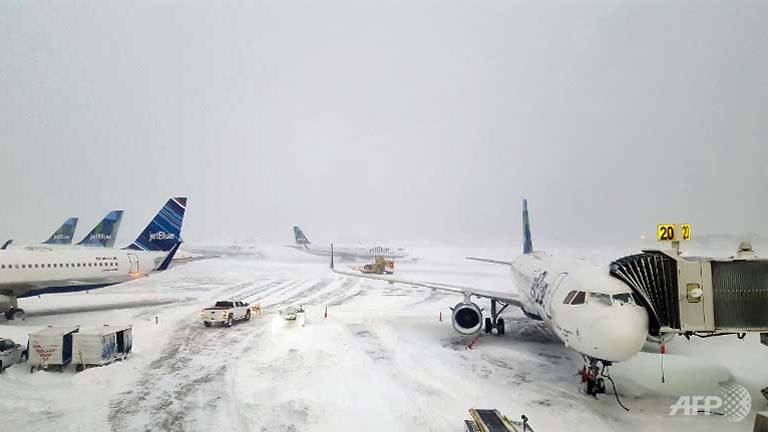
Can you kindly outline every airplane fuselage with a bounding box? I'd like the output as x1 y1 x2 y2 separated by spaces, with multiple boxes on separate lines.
0 247 166 300
290 244 409 260
510 253 649 362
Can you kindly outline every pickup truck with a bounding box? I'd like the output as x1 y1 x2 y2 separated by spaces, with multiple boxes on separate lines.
0 338 27 373
201 301 251 327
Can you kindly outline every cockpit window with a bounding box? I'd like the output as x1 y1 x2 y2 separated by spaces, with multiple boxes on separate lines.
612 293 636 306
570 291 586 305
563 291 577 304
589 292 613 307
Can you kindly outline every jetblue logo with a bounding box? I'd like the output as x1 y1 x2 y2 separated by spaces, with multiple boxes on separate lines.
149 231 176 241
369 246 391 254
89 233 110 240
53 234 71 241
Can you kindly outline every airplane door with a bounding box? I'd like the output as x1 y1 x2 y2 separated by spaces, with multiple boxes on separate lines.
127 253 140 274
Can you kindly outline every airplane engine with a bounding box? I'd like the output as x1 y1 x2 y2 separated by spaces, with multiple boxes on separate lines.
452 301 483 335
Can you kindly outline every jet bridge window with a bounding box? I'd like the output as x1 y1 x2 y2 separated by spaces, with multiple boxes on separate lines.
589 292 613 307
570 291 587 305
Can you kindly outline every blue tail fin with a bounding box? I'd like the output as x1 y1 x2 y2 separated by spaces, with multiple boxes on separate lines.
126 197 187 252
522 199 533 254
77 210 124 247
43 217 78 245
294 226 310 245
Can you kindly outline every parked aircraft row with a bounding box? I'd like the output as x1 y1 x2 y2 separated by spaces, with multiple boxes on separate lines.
0 197 187 321
3 210 124 250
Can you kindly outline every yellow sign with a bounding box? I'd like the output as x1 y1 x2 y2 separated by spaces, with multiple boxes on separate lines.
680 224 691 240
657 224 677 241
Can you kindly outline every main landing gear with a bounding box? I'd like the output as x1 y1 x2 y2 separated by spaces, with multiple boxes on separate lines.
4 308 25 321
484 299 508 336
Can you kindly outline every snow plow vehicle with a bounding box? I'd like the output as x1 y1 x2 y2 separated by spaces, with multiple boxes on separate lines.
201 301 251 327
359 256 394 275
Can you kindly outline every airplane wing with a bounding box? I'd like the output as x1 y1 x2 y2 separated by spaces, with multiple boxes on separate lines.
330 245 523 308
466 256 514 266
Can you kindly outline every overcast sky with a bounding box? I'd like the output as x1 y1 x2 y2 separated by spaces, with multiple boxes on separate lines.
1 1 766 247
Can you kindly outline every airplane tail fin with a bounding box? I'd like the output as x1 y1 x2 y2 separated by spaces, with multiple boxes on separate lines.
43 217 78 245
77 210 124 247
522 199 533 254
126 197 187 252
294 226 310 245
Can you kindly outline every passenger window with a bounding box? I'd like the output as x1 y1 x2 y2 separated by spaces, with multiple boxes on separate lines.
590 292 613 307
612 293 635 306
570 291 586 305
563 291 577 304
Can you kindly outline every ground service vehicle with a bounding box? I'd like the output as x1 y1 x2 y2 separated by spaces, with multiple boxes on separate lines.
0 338 26 373
201 301 251 327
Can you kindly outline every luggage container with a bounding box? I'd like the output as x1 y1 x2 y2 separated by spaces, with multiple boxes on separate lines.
73 325 133 371
27 326 80 372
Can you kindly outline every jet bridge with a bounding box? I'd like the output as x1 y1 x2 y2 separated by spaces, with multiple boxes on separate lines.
609 243 768 338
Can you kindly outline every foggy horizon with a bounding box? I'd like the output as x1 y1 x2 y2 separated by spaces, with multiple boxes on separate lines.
2 1 766 247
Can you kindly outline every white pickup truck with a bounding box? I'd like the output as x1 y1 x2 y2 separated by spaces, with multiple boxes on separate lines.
0 338 27 373
201 301 251 327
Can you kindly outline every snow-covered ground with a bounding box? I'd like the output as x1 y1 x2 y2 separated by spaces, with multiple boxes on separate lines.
1 245 766 431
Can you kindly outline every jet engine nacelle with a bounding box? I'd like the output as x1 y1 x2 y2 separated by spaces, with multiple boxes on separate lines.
452 301 483 335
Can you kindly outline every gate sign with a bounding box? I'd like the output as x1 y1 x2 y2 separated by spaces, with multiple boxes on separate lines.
681 223 691 240
657 224 692 242
658 224 677 241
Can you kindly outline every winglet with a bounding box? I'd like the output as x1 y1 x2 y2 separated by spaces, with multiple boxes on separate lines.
330 243 335 270
1 239 12 250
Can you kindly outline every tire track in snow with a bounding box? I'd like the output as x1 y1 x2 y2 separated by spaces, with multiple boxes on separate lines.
108 315 267 432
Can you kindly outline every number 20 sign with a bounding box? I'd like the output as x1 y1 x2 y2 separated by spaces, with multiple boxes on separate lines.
657 224 691 241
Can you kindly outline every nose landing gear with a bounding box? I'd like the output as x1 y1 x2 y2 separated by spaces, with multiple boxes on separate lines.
580 358 607 397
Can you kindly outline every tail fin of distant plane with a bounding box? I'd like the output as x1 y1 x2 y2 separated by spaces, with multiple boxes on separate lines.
43 217 78 245
294 226 310 246
522 199 533 254
77 210 124 247
126 197 187 252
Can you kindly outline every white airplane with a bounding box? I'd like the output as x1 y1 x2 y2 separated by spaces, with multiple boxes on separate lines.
331 200 649 396
287 225 409 260
0 197 187 321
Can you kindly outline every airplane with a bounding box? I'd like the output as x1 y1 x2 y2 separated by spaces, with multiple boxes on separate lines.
2 217 78 250
330 199 649 396
287 225 409 260
0 197 187 321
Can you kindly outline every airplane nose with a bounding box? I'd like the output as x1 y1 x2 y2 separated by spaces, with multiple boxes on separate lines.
589 307 649 362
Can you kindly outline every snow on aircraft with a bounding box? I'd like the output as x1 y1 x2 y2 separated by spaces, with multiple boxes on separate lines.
0 198 187 321
331 199 649 396
287 225 408 260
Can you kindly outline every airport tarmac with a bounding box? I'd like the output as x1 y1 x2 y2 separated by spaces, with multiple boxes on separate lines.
0 245 765 432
